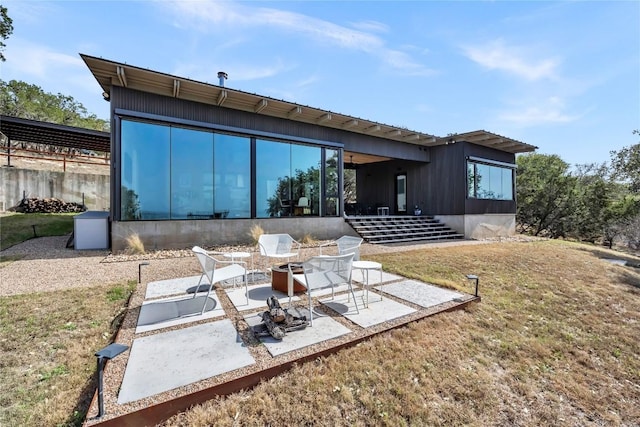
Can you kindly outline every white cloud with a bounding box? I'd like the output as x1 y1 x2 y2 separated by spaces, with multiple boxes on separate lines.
161 0 434 76
462 39 559 81
350 20 389 33
173 58 294 84
499 97 581 126
4 39 84 78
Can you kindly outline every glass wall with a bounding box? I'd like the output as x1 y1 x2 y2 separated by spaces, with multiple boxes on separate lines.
255 139 323 218
256 139 291 218
170 127 213 219
120 118 338 220
291 144 321 216
467 160 514 200
215 134 250 218
325 149 340 216
121 120 170 220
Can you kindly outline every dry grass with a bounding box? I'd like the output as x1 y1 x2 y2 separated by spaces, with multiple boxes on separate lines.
0 281 136 426
124 233 145 255
300 233 317 245
248 224 264 245
162 240 640 427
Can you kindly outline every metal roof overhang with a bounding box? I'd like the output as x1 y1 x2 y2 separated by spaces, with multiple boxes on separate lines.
80 54 537 155
0 115 110 153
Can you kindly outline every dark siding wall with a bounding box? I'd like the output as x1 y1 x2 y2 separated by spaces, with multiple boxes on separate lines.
425 143 466 215
111 87 429 162
356 159 427 214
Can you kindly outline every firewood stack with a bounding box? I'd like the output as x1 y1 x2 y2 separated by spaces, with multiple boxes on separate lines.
13 197 87 213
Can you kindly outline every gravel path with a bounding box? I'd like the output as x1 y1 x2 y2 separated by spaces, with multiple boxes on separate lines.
0 235 493 297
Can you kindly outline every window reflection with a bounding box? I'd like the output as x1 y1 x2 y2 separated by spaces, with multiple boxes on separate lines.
325 149 339 216
214 134 250 218
120 119 335 221
121 120 170 219
291 144 321 216
256 140 291 218
467 160 514 200
170 127 213 219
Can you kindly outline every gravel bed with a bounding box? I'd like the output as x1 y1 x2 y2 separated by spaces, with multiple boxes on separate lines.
0 234 502 297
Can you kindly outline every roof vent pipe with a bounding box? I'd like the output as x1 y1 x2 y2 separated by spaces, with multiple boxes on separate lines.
217 71 228 87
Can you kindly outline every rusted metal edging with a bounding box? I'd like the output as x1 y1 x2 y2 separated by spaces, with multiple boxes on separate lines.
89 296 479 427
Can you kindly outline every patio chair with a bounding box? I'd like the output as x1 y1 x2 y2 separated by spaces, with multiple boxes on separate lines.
258 234 300 272
192 246 248 312
288 253 359 326
319 235 363 261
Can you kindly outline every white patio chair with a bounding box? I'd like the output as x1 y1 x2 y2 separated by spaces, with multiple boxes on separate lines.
192 246 248 312
319 235 363 261
258 233 300 272
288 253 359 326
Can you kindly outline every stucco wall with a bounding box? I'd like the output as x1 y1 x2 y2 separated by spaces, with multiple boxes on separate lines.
0 167 110 211
435 214 515 239
111 217 356 252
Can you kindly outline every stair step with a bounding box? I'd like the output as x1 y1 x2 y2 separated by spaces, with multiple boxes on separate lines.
345 214 464 245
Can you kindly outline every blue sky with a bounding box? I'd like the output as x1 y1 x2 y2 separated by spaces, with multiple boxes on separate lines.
2 0 638 167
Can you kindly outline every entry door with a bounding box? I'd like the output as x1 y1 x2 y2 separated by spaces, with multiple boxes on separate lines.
396 174 407 214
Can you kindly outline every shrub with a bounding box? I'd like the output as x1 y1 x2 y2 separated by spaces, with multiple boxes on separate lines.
248 224 264 245
125 233 145 254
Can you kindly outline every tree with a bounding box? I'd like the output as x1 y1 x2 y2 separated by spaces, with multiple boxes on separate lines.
0 5 13 62
0 79 108 131
610 132 640 192
516 153 576 237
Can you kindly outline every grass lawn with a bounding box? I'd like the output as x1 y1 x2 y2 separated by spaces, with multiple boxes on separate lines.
0 212 76 251
0 240 638 426
0 281 136 427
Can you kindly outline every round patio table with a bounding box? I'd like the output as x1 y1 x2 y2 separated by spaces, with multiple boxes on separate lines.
352 260 383 308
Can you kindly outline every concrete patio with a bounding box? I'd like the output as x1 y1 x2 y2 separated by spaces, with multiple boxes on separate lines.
86 262 478 426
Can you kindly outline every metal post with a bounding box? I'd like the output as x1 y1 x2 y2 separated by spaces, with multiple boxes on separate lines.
94 343 128 419
96 356 106 418
32 224 37 238
138 261 150 283
466 274 479 297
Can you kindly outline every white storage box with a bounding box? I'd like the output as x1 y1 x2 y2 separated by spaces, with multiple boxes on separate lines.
74 211 110 250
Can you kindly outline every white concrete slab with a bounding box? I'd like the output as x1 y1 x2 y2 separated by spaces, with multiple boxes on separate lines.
221 271 270 287
118 319 255 404
135 294 225 334
320 291 416 328
378 280 464 308
245 312 352 357
351 269 402 285
145 275 205 299
225 283 301 312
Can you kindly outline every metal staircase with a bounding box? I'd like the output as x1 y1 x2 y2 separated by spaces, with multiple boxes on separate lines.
345 215 465 244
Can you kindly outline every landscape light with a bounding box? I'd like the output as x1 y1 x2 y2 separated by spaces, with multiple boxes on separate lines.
466 274 479 297
94 343 129 418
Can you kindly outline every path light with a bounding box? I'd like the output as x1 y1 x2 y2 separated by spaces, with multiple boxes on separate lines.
466 274 479 297
94 343 129 418
138 261 150 284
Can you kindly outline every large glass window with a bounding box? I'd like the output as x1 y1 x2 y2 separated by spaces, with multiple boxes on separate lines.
170 127 213 219
291 144 321 216
256 139 291 218
324 149 339 216
214 134 250 218
120 118 335 221
467 160 514 200
121 120 170 220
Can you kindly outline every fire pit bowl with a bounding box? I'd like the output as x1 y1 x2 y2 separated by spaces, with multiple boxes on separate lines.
271 263 306 293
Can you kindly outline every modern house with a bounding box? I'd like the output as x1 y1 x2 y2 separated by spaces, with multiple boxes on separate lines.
81 54 536 251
